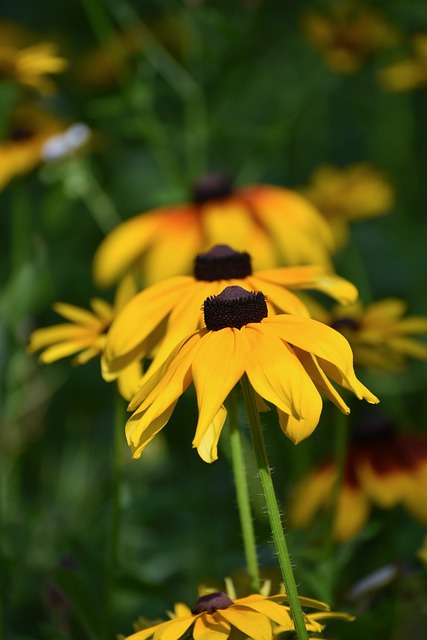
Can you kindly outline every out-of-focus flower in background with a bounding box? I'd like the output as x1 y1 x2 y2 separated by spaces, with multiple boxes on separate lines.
28 275 141 400
102 244 358 386
93 172 335 287
290 414 427 542
0 20 66 94
307 298 427 370
379 34 427 92
301 2 400 74
0 104 91 191
300 163 394 248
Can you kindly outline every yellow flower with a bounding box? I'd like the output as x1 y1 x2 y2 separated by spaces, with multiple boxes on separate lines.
124 581 353 640
93 173 335 287
315 299 427 370
290 414 427 542
379 34 427 92
301 163 394 248
28 275 141 400
301 2 400 74
103 244 358 384
126 285 378 462
0 40 66 94
0 104 90 191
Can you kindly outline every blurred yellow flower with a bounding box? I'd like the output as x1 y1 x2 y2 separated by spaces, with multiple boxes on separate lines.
379 34 427 92
301 2 400 74
290 414 427 542
28 275 141 400
0 41 66 94
126 285 378 462
124 580 353 640
316 298 427 370
103 244 358 385
301 163 394 248
93 172 335 287
0 104 90 191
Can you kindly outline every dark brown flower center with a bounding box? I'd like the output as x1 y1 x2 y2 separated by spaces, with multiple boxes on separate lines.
351 412 396 445
192 592 234 615
8 126 35 142
194 245 252 281
203 285 268 331
192 172 233 205
330 317 359 332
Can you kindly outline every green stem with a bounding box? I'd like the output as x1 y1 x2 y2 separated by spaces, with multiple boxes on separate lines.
226 391 260 592
104 390 126 634
240 375 309 640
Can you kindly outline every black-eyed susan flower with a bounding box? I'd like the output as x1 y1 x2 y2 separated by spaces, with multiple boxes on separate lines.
103 244 358 384
311 299 427 370
301 2 400 75
0 39 66 94
123 580 353 640
0 104 90 191
300 163 394 248
290 414 427 542
93 172 335 287
28 275 141 400
379 34 427 92
126 285 378 462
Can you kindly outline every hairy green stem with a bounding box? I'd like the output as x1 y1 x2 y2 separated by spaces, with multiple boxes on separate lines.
240 375 309 640
226 391 260 592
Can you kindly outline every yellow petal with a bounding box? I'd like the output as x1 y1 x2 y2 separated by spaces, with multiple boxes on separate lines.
294 348 350 413
277 396 322 444
53 302 101 329
356 462 409 508
117 359 143 401
242 599 294 629
89 298 113 324
28 324 92 351
105 277 192 361
196 405 228 463
193 614 230 640
219 606 272 640
38 338 94 363
192 330 245 448
334 485 370 543
241 326 305 419
152 615 195 640
203 200 254 253
289 465 335 528
126 401 178 458
247 276 311 317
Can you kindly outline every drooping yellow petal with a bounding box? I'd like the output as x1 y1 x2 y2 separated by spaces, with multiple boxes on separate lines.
218 606 272 640
117 359 143 401
294 348 350 413
277 395 322 444
152 614 195 640
241 599 294 629
241 326 304 419
289 465 336 528
334 485 370 543
196 405 228 463
126 401 179 458
105 277 192 362
193 614 230 640
192 330 245 448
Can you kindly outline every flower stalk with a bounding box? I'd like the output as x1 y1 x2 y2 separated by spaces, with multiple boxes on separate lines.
240 374 309 640
226 390 260 592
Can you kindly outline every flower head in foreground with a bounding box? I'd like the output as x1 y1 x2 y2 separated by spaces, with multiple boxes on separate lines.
0 40 66 94
28 275 141 399
300 163 394 248
312 298 427 370
301 2 400 75
103 244 358 384
290 413 427 542
93 172 335 287
123 580 354 640
379 34 427 92
0 104 91 191
126 285 378 462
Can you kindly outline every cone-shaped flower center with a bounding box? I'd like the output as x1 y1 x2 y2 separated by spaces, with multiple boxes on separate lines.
351 413 396 445
194 245 252 281
9 126 35 142
203 285 268 331
192 172 233 204
192 592 234 614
